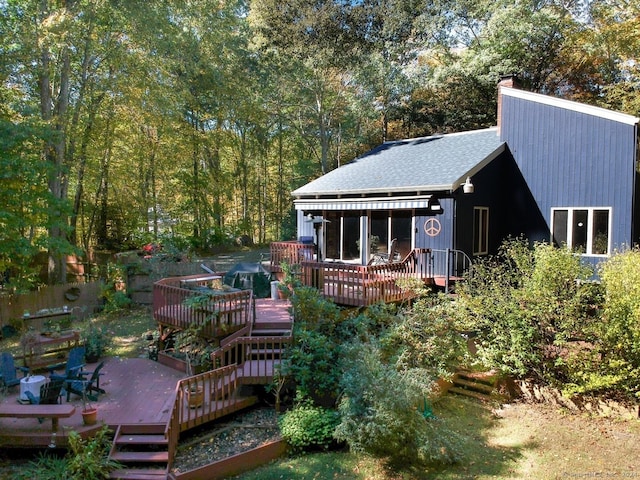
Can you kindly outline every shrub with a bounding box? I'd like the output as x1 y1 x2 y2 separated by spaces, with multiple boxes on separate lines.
335 341 462 467
565 248 640 399
279 394 341 451
456 238 595 386
66 425 122 479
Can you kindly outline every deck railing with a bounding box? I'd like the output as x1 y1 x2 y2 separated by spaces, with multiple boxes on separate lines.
298 248 432 306
269 241 315 273
153 275 252 339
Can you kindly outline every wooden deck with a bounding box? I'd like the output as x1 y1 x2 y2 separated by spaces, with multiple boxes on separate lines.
0 298 291 449
0 357 184 447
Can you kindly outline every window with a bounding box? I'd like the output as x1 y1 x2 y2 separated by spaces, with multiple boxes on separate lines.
473 207 489 255
551 207 610 256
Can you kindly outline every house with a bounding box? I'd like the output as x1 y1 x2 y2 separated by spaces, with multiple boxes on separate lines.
289 77 640 274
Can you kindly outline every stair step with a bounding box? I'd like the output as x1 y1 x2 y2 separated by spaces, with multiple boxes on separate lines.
110 451 169 463
109 468 168 479
456 371 498 387
453 377 495 393
115 434 168 445
117 424 166 435
251 329 291 336
449 386 493 401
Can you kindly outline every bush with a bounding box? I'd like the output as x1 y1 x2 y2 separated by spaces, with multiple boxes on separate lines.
279 395 341 451
456 239 595 385
13 425 121 480
563 249 640 399
335 341 462 467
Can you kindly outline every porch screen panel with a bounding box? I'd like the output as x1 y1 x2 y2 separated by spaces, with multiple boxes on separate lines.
370 211 389 256
391 211 412 258
342 213 360 260
325 211 340 260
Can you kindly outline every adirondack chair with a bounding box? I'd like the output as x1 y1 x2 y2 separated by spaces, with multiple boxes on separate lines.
65 361 105 402
24 378 65 405
48 346 85 381
0 352 30 393
23 378 65 424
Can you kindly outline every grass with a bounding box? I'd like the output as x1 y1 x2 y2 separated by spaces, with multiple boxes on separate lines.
0 305 156 360
234 395 640 480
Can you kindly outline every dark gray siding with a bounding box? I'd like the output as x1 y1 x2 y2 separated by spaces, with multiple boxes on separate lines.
415 198 455 251
500 94 638 252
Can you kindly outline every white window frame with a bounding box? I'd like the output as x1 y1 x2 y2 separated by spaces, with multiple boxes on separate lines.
550 207 612 257
473 207 489 255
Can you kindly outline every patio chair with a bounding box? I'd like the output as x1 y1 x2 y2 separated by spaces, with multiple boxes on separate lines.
48 346 85 381
368 238 399 265
24 378 65 405
23 378 65 423
65 361 105 402
0 352 30 393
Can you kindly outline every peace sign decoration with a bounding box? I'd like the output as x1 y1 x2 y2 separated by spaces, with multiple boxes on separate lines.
424 218 441 237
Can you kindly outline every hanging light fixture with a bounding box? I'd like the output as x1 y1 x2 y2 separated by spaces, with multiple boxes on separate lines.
462 177 474 194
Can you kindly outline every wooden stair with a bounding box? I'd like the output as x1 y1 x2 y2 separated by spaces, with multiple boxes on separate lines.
108 424 169 479
251 320 292 337
449 370 498 401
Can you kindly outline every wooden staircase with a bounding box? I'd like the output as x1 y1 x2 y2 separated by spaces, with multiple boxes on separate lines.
448 370 499 401
109 316 292 479
109 424 169 479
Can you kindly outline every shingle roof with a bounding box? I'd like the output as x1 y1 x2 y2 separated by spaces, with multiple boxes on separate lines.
292 128 505 197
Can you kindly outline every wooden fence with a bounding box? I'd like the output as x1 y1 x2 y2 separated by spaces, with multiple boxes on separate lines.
0 281 103 332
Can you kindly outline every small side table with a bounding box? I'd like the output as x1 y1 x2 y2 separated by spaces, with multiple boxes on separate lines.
20 375 46 401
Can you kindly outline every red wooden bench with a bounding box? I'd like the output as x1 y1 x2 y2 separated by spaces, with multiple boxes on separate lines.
0 404 75 432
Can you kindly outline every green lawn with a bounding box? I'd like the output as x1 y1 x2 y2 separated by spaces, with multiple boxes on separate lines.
234 395 640 480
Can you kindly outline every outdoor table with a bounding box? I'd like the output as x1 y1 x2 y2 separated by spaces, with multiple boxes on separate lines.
19 375 46 401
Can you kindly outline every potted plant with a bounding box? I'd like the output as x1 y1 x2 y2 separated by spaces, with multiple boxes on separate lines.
82 325 111 363
278 261 301 299
81 388 98 425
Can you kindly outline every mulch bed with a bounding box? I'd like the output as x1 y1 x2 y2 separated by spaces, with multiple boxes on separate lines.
170 406 281 474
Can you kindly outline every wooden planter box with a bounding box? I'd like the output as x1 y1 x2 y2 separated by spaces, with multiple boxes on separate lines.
157 349 188 373
156 350 209 374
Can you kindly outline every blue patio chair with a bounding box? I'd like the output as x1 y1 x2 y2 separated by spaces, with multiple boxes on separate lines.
47 346 85 381
65 361 105 402
0 352 30 393
24 378 65 423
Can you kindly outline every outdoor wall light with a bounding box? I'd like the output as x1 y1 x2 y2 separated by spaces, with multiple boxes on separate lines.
429 198 442 212
462 177 475 194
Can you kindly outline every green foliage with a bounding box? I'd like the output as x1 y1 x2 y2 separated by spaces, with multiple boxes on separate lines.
278 394 341 451
82 324 112 360
563 249 640 398
279 324 342 403
288 285 341 332
386 295 470 381
457 239 595 385
335 341 462 467
13 426 121 480
100 263 131 313
13 452 69 480
66 426 122 479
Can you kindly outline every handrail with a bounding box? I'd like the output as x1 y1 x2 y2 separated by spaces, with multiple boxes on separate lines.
298 248 433 306
153 280 252 339
269 241 315 272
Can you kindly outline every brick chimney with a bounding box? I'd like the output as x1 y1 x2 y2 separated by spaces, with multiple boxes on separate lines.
497 74 518 135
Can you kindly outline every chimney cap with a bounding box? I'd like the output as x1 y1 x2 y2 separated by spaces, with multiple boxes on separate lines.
499 74 519 88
